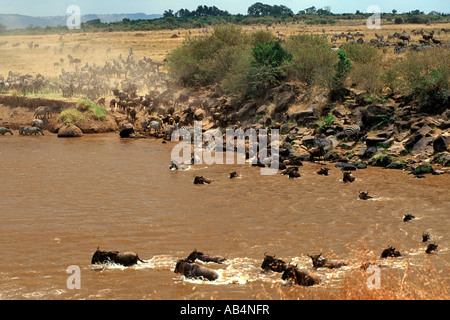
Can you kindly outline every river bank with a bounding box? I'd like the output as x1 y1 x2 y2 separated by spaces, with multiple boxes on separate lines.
1 88 450 176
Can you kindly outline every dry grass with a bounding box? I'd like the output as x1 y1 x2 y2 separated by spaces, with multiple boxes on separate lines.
1 20 449 80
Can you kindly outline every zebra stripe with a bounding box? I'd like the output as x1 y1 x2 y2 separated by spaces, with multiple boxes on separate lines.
337 125 361 140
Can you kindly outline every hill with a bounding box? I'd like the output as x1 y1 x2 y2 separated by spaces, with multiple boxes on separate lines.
0 13 162 30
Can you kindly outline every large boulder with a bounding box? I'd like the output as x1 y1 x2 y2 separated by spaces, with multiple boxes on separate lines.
433 134 449 153
361 104 395 128
273 91 296 114
57 125 83 138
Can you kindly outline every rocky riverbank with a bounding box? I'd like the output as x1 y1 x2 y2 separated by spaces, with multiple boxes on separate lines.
124 83 450 174
1 87 449 175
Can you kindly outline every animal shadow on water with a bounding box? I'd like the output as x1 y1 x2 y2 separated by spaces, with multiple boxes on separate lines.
91 247 146 267
174 259 219 281
186 249 227 264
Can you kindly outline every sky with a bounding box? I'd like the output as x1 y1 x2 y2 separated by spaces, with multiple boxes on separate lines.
0 0 448 16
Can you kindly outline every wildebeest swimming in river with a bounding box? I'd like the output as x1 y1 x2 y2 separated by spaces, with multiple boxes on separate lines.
425 243 438 254
174 259 219 281
186 249 227 264
380 245 402 258
307 253 347 269
260 253 288 272
229 171 240 179
91 247 146 266
359 191 373 200
422 233 430 242
403 214 415 222
281 264 321 286
342 171 355 183
316 167 329 176
193 176 211 184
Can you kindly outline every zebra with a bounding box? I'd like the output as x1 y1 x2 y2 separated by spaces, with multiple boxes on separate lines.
164 123 179 140
336 122 362 141
149 120 164 134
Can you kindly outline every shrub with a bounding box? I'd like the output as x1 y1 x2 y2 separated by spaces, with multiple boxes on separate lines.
167 25 249 87
246 41 292 98
342 42 383 96
284 33 335 86
76 99 108 120
57 109 84 127
328 50 352 101
400 48 449 113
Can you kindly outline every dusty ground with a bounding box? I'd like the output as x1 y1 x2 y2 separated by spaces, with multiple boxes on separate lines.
1 21 449 79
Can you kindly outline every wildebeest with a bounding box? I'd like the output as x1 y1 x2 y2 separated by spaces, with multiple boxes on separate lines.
169 160 191 171
301 145 325 163
260 253 288 272
403 214 415 222
398 34 410 43
422 233 430 242
317 167 329 176
359 191 373 200
307 253 347 269
425 243 438 254
380 245 401 258
0 127 13 135
174 259 219 281
91 247 146 266
229 171 240 179
186 249 226 264
194 176 211 184
281 264 321 286
281 166 300 178
342 171 355 183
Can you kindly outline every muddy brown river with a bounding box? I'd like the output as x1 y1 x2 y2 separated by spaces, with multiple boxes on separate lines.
0 133 448 300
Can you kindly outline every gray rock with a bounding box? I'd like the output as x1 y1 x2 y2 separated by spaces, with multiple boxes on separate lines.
57 125 83 138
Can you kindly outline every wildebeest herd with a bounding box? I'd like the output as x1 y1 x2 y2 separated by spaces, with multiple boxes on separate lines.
328 27 447 54
88 154 439 286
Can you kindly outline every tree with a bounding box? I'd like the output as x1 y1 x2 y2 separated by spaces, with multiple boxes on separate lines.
163 9 174 18
392 9 397 15
304 6 317 14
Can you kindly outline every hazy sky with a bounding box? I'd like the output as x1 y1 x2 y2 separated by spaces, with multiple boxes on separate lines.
0 0 448 16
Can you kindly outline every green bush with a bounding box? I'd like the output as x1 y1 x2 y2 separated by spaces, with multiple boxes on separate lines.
246 41 292 98
328 50 352 101
76 99 108 120
167 25 249 87
400 48 449 112
284 33 335 86
57 109 84 127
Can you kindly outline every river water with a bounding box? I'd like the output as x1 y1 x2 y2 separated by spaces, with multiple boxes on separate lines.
0 133 448 300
